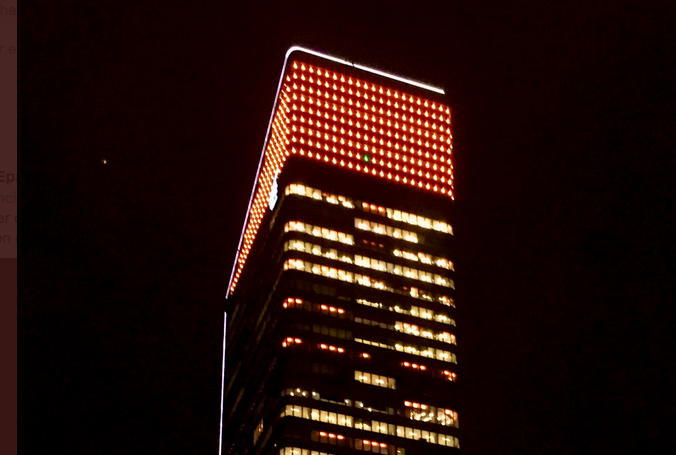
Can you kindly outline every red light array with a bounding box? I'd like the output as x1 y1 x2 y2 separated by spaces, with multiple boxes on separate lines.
230 61 452 294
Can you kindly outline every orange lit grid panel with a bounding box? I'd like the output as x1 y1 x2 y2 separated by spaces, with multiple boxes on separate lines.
230 61 452 294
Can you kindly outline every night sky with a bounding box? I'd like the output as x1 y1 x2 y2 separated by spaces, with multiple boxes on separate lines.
22 1 675 453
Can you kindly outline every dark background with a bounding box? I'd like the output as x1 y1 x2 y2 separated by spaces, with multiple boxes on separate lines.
22 1 675 453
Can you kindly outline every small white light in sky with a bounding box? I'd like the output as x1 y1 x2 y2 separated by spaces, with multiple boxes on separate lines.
102 159 107 164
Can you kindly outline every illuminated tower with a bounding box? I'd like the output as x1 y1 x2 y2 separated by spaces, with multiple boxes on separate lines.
220 47 458 455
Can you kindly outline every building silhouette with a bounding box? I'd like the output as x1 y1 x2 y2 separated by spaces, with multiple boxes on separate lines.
221 47 458 455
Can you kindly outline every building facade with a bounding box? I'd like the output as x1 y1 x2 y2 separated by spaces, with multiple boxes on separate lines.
221 47 458 455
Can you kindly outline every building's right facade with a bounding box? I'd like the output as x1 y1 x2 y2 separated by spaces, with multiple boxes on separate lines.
221 47 458 455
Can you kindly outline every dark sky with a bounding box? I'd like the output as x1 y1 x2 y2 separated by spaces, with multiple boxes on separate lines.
22 1 675 454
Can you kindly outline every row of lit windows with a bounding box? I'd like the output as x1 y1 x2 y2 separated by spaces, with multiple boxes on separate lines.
355 370 396 389
356 316 456 345
284 258 354 283
282 388 383 414
278 448 333 455
283 298 456 344
285 183 453 234
283 240 453 289
282 311 457 381
395 321 455 344
400 361 458 382
312 430 408 455
361 202 453 235
313 430 346 446
319 342 345 353
282 405 353 427
285 184 355 209
355 218 420 244
283 297 348 319
354 338 457 364
354 437 402 454
393 248 453 270
285 240 353 265
284 220 452 272
281 405 459 448
404 401 458 427
355 419 458 448
312 430 407 455
282 331 457 375
282 388 457 427
283 388 351 406
355 254 453 288
282 259 453 307
356 298 455 325
281 337 345 353
284 220 354 245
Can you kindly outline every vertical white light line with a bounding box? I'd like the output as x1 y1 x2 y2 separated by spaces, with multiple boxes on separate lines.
218 312 227 455
225 50 296 299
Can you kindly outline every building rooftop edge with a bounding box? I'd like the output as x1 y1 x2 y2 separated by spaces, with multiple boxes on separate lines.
226 46 448 299
285 46 446 95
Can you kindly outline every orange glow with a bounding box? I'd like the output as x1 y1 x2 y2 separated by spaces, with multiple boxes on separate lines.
229 60 452 294
319 343 345 353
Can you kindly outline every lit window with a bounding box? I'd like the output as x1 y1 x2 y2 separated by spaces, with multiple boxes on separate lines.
355 370 396 389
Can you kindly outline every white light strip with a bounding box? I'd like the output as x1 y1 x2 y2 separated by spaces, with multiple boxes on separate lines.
226 45 445 297
354 64 445 94
285 46 445 94
218 312 227 455
226 47 295 297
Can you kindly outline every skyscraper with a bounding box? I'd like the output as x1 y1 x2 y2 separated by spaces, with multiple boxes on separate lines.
221 47 458 455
